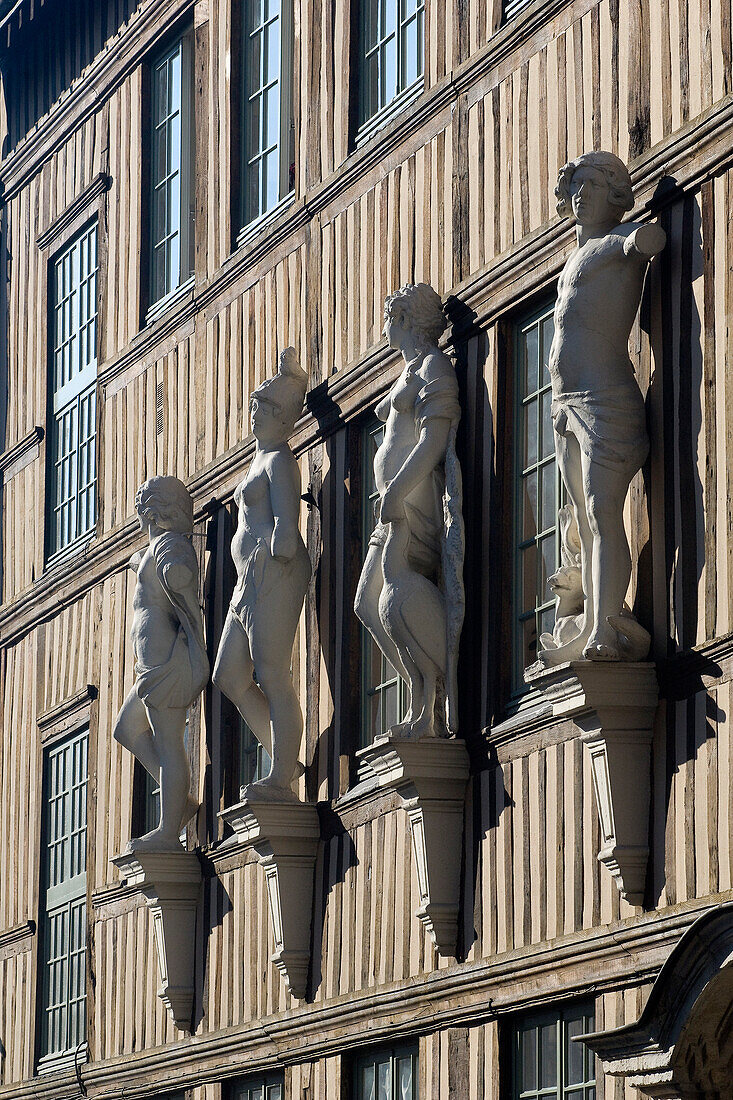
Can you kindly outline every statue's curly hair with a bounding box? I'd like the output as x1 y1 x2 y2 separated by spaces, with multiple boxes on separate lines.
384 282 447 347
555 151 634 219
135 475 194 534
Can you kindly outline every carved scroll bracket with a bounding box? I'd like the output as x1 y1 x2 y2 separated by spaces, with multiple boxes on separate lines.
359 735 470 957
220 799 320 1000
111 848 201 1032
526 661 659 906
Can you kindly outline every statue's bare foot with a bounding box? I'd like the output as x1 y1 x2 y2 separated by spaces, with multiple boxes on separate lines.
387 713 416 738
401 713 436 740
243 777 301 804
126 827 185 854
583 621 621 661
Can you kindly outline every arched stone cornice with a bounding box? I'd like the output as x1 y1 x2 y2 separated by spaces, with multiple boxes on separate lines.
581 902 733 1099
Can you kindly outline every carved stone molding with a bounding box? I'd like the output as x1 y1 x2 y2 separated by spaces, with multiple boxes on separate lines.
111 848 202 1032
581 902 733 1099
358 735 470 957
525 661 659 906
220 799 320 999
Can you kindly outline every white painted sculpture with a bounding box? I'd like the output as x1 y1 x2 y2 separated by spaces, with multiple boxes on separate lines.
536 151 665 667
213 348 311 801
114 476 209 851
355 283 464 739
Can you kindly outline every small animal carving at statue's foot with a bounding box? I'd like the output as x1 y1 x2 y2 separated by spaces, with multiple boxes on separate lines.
125 827 186 855
583 611 651 662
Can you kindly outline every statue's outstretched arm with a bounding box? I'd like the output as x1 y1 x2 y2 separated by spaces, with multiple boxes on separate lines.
624 221 666 259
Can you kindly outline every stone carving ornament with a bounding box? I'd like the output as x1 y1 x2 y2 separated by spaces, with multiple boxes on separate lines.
355 283 465 739
213 348 311 801
536 151 665 667
114 476 209 851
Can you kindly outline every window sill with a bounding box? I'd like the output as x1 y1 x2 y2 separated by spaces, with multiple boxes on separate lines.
45 532 94 574
235 192 296 252
356 78 425 148
145 274 195 327
37 1043 88 1077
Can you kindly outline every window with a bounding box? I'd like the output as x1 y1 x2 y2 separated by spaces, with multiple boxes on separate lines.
503 0 536 23
38 728 88 1068
48 223 98 557
240 0 294 232
352 1041 419 1099
150 31 194 308
239 716 271 788
360 0 425 131
360 419 408 747
229 1071 284 1100
511 1003 595 1100
512 302 560 691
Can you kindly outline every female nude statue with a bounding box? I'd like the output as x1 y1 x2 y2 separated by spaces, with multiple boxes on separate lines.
355 283 464 739
213 348 311 801
537 151 665 666
114 476 209 852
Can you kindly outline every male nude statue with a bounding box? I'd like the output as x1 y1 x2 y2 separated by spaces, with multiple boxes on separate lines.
113 476 209 851
537 151 665 665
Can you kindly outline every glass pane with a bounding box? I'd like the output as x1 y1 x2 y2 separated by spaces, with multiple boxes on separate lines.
522 471 539 541
377 1060 390 1100
264 83 281 147
521 543 537 613
523 324 539 394
362 51 379 121
397 1056 413 1100
541 388 554 458
264 148 280 211
361 1065 376 1100
265 19 280 83
382 35 397 107
266 1085 282 1100
541 314 555 383
520 1027 538 1090
522 612 538 668
523 398 538 468
539 1022 558 1087
540 605 555 640
248 0 264 31
364 0 380 49
565 1015 586 1084
266 0 280 19
383 0 398 36
401 15 420 88
540 465 557 532
540 536 556 600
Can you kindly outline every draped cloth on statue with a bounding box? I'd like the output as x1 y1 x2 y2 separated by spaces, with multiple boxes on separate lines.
134 532 209 710
371 367 465 734
551 380 649 474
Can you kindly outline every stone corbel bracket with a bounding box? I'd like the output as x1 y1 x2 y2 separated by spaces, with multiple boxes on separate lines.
526 661 659 906
359 735 470 957
111 848 201 1031
220 799 320 1000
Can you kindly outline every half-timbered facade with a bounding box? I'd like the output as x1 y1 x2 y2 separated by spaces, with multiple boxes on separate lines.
1 0 733 1097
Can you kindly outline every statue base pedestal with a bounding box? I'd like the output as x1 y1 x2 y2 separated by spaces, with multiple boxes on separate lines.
111 846 201 1031
358 733 470 957
220 797 320 1000
525 660 659 906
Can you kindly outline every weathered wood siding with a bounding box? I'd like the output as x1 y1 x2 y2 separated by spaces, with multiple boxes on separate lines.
0 0 732 1094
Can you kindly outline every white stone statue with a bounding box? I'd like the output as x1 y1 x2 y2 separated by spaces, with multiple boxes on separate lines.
114 476 209 851
355 283 464 739
536 151 665 666
212 348 311 801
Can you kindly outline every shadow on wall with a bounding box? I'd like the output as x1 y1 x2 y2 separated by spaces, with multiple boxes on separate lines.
644 176 727 909
445 294 515 961
2 0 138 152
